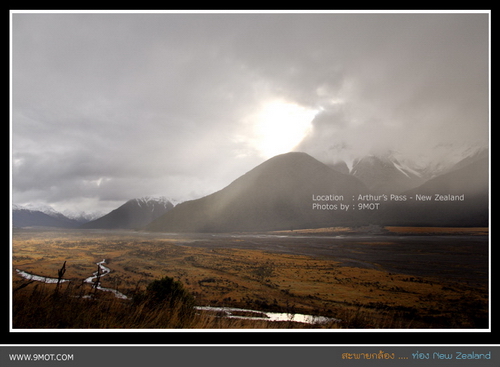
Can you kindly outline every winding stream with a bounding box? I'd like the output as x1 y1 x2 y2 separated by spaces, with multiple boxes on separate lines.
15 261 338 325
83 259 128 299
15 259 127 299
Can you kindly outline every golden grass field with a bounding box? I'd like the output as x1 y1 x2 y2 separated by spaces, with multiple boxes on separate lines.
12 227 489 329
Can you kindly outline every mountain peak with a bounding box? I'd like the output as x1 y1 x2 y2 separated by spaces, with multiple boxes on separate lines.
132 196 175 208
146 152 369 233
350 155 424 194
81 196 174 229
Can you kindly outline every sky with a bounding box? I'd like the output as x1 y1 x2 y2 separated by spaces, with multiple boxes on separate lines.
11 11 490 214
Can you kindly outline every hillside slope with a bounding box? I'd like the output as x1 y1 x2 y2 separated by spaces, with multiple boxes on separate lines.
146 152 370 232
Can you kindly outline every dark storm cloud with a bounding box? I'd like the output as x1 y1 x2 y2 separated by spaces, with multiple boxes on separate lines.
11 12 259 210
11 11 489 213
293 13 489 165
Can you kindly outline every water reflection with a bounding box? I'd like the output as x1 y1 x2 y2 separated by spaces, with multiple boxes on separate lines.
195 306 340 325
15 269 70 284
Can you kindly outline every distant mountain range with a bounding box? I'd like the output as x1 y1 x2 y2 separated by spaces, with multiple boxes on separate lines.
147 150 489 232
13 148 489 231
334 147 488 194
12 204 82 228
13 197 175 229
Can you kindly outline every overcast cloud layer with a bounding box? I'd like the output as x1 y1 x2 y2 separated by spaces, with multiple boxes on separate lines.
11 11 490 214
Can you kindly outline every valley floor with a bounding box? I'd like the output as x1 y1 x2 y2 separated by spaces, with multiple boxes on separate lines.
11 226 489 329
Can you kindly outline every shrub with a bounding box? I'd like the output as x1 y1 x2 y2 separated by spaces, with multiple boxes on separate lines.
131 276 195 328
136 276 194 313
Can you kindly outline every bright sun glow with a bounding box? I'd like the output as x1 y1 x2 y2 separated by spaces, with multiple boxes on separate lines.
251 100 318 159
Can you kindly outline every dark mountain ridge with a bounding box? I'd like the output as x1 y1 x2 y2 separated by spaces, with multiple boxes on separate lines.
81 197 174 230
12 206 81 228
146 152 370 233
14 149 488 231
375 156 489 227
147 151 489 232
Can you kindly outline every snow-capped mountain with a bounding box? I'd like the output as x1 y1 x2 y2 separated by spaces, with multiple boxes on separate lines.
391 145 485 178
62 210 106 224
350 155 424 194
13 196 179 229
18 203 63 217
80 196 175 229
135 196 178 209
12 204 81 228
327 145 488 194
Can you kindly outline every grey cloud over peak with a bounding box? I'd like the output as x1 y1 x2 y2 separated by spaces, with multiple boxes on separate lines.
11 11 489 213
